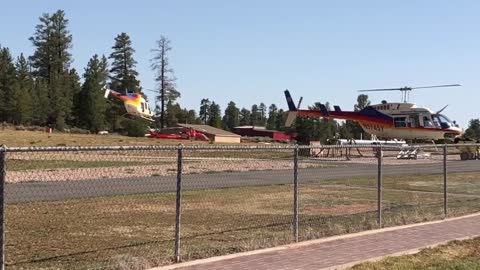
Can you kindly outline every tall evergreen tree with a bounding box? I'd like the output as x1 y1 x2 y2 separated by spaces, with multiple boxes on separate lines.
29 10 74 129
15 54 34 124
186 109 201 124
259 102 267 126
108 32 141 130
345 94 371 139
465 119 480 140
208 102 222 128
250 104 260 126
295 102 337 143
239 108 251 126
151 36 180 129
109 32 140 93
266 104 278 130
32 78 50 125
165 100 180 127
65 68 81 126
199 98 211 124
222 101 240 130
0 46 18 123
80 55 109 132
275 109 286 130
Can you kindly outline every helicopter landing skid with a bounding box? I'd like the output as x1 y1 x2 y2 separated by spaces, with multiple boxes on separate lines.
122 113 155 122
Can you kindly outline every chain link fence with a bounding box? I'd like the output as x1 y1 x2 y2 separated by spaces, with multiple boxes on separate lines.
0 144 479 269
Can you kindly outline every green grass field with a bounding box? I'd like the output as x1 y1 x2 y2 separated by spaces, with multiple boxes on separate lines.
5 172 480 270
350 237 480 270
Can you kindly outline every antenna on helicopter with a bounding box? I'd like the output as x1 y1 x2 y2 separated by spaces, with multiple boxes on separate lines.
358 84 461 103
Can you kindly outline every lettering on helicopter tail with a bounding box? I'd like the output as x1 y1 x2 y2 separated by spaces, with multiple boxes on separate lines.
362 123 385 132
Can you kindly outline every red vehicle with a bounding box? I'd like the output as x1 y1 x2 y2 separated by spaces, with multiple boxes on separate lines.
149 128 209 141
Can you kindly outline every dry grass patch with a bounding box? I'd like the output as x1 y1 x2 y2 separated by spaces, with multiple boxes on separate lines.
350 237 480 270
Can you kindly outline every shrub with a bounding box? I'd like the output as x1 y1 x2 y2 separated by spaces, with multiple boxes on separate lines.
121 118 148 137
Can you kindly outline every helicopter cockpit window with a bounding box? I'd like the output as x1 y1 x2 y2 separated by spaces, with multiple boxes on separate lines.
394 117 407 128
433 114 453 129
141 102 145 113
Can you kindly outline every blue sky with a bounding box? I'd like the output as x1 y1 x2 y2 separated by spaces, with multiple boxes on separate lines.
1 1 479 128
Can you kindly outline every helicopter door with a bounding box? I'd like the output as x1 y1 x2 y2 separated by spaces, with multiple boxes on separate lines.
421 115 435 128
409 114 420 128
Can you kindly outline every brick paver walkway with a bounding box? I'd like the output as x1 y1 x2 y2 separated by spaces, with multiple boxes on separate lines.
154 214 480 270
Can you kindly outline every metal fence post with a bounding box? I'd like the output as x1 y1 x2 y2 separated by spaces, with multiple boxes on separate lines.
377 146 383 228
293 145 299 242
443 145 447 218
174 145 183 263
0 148 6 270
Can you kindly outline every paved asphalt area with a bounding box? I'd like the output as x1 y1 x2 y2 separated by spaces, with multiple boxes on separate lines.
6 160 480 203
152 214 480 270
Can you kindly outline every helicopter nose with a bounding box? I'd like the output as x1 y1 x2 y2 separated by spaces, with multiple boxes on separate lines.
451 126 463 135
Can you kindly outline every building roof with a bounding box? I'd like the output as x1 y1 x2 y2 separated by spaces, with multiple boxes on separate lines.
233 126 287 134
177 124 240 137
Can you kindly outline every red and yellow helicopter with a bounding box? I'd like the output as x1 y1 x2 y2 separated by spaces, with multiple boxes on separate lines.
104 88 154 121
284 84 463 141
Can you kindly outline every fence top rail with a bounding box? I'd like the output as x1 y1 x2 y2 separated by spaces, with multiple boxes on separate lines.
1 143 479 153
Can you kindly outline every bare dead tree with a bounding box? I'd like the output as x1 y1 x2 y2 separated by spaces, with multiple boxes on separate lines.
151 36 180 129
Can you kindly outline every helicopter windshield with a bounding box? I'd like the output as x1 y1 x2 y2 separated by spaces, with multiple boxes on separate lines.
433 114 453 129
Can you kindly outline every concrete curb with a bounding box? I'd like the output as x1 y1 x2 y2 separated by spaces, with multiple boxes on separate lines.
148 212 480 270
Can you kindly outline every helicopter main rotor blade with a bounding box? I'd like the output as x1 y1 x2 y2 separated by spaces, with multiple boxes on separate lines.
358 88 407 92
358 84 461 92
411 84 461 90
144 88 159 93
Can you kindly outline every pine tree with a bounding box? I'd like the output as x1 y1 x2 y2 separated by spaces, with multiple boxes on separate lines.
208 102 222 128
275 109 286 130
0 46 18 123
80 55 109 132
29 10 74 129
15 54 34 125
345 94 371 139
108 32 141 131
295 102 337 143
250 104 260 126
165 100 180 127
151 36 180 129
259 103 267 126
186 109 201 124
222 101 239 130
62 68 81 126
239 108 251 126
109 32 140 93
465 119 480 140
266 104 278 130
199 98 211 124
32 78 50 125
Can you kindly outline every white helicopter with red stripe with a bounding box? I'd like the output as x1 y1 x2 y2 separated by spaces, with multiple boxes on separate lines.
285 84 463 141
